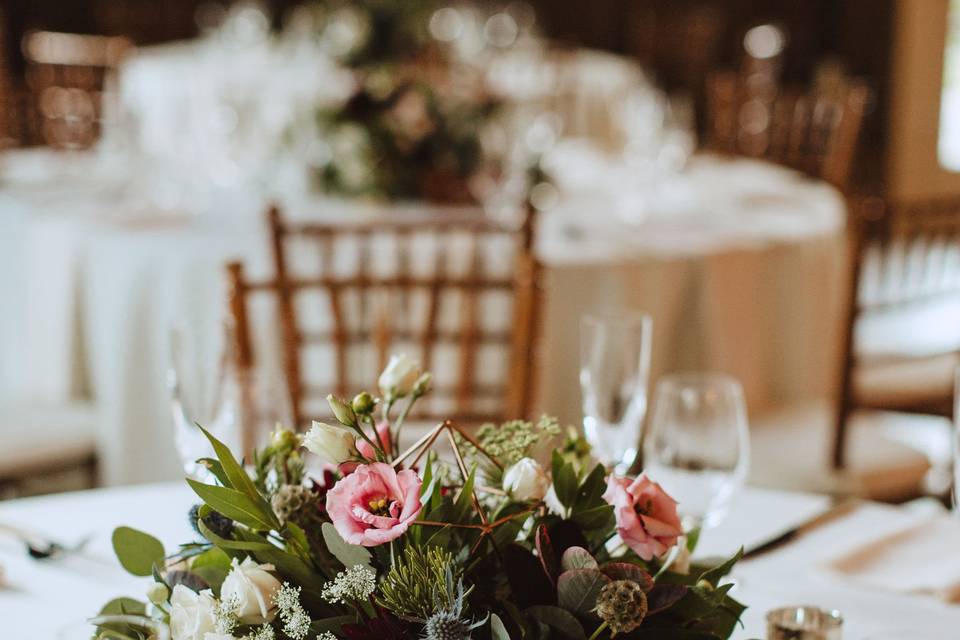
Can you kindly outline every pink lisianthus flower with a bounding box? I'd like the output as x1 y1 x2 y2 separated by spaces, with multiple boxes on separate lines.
325 462 422 547
356 421 392 460
603 473 683 560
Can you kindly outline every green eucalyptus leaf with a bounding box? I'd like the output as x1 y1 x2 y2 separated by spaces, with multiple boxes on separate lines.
111 527 165 577
560 546 598 571
556 568 610 617
320 522 373 570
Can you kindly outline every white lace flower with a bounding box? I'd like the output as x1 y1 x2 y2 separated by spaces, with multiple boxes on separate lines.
321 565 377 604
244 625 275 640
213 593 241 634
316 633 338 640
273 583 311 640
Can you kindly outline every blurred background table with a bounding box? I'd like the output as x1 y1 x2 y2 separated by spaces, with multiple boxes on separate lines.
0 147 845 485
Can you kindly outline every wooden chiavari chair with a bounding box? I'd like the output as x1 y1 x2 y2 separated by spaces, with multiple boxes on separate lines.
833 196 960 469
21 30 131 149
704 70 870 191
226 206 541 454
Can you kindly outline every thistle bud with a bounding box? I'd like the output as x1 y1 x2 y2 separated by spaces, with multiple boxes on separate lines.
326 394 357 427
351 391 376 416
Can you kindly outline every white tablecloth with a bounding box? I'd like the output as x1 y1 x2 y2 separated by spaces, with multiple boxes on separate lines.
0 482 956 639
0 149 846 485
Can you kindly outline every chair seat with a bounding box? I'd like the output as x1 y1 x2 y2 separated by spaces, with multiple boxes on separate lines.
750 401 938 502
855 294 960 360
852 352 958 412
0 403 97 479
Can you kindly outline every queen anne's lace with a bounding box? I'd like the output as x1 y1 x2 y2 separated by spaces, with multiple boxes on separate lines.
244 625 276 640
213 593 241 634
274 582 311 640
321 565 377 604
316 633 338 640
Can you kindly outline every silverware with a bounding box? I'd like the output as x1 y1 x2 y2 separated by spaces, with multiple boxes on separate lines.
744 500 860 559
0 522 90 560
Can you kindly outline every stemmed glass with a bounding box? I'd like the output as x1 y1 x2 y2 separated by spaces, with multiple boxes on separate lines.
579 313 653 473
643 373 750 530
168 324 240 479
953 366 960 515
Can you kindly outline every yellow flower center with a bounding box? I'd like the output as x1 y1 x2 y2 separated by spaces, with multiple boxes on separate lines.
368 497 390 516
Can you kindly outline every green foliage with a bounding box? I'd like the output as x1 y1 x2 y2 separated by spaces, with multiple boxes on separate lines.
379 545 459 620
320 522 374 571
463 415 562 470
111 527 164 577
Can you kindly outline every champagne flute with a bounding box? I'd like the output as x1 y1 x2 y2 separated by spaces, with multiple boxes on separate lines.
644 372 750 529
579 313 653 473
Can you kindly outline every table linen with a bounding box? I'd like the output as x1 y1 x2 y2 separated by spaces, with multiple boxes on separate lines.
0 483 957 638
0 150 846 485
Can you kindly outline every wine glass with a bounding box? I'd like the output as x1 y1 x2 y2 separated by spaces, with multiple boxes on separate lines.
168 324 239 478
579 313 653 473
953 366 960 515
643 373 750 529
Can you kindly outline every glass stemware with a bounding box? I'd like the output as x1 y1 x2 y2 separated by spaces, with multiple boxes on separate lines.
579 313 653 473
643 372 750 529
167 324 239 479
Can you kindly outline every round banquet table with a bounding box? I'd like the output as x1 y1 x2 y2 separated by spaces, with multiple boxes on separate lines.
0 482 957 638
0 149 847 486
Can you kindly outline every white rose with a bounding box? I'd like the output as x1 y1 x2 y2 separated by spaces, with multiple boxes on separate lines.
378 354 422 399
220 557 282 624
303 421 358 464
502 457 549 501
169 584 217 640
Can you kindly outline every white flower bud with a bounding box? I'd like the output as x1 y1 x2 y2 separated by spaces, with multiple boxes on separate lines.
303 421 359 464
502 457 549 501
146 581 169 606
378 354 422 399
220 557 282 624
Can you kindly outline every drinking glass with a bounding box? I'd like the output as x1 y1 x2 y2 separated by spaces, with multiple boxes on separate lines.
643 373 750 529
579 313 653 473
168 324 240 479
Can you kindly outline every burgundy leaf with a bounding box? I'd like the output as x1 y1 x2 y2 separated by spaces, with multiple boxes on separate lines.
536 524 558 584
600 562 654 592
646 584 689 616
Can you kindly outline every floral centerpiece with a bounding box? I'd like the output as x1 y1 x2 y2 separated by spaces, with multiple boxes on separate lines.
307 1 509 203
91 355 746 640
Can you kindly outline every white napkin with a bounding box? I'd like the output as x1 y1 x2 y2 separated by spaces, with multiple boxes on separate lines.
825 514 960 602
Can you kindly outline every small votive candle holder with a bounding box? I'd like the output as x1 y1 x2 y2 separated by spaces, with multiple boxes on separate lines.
766 606 843 640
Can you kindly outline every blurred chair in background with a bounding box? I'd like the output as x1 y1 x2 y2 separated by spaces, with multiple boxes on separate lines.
833 196 960 474
225 206 541 455
704 68 870 191
21 30 131 149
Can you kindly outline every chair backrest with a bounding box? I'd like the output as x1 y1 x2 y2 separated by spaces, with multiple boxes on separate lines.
705 70 870 190
226 205 541 449
21 30 131 149
833 195 960 467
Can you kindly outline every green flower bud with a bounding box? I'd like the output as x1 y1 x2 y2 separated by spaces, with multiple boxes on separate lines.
412 372 432 397
146 582 169 606
351 391 376 416
327 394 357 427
270 426 299 453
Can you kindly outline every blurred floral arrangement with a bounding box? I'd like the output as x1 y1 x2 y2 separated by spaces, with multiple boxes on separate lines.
303 0 524 203
91 354 745 640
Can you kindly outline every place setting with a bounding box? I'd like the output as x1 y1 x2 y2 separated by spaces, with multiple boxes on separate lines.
4 1 960 638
